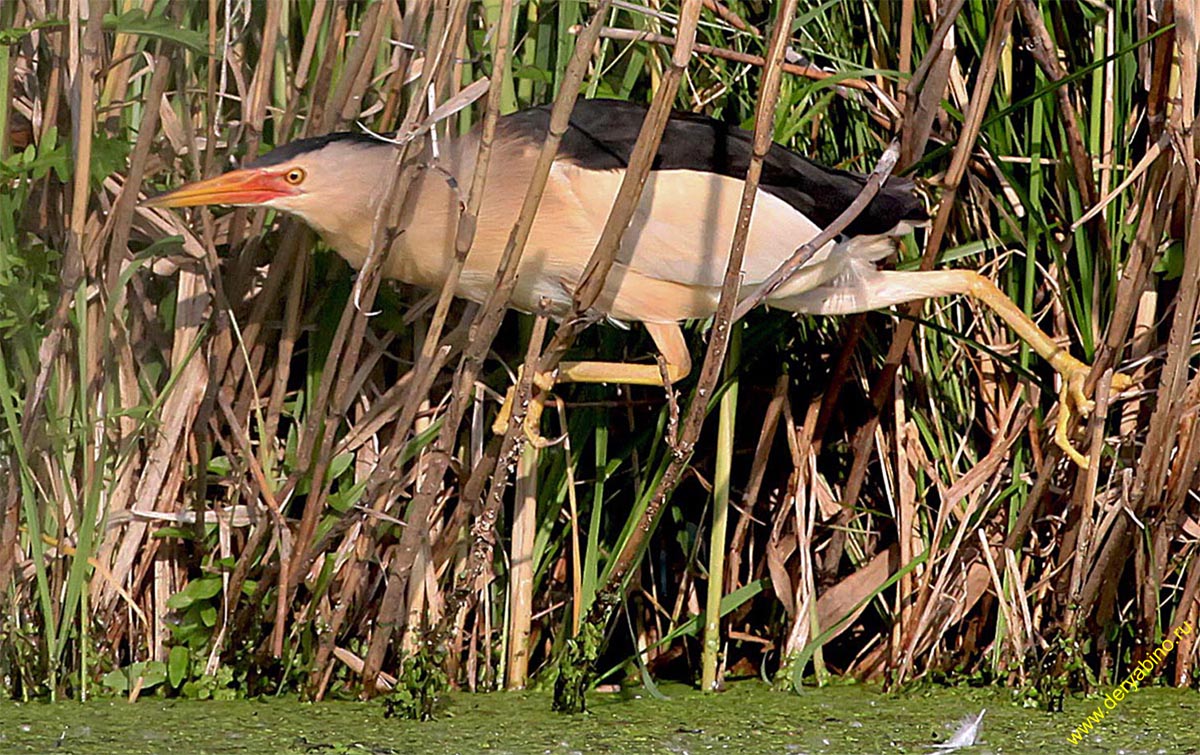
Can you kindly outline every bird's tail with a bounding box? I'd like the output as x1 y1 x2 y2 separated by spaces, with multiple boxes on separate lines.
841 225 912 263
765 221 922 315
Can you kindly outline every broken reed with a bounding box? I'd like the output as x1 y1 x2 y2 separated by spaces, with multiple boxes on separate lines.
0 0 1197 707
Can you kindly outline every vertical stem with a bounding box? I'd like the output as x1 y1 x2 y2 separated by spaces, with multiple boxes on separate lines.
517 0 538 103
555 399 583 636
506 436 539 688
701 322 739 691
0 19 10 160
58 0 104 702
361 1 612 692
79 582 88 701
590 0 797 618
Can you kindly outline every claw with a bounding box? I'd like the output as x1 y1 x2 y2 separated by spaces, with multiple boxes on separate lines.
1067 370 1094 417
523 395 552 448
492 367 557 446
1054 381 1092 469
492 385 516 435
1051 359 1135 470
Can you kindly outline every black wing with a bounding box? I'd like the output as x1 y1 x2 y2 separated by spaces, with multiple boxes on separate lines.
501 98 927 237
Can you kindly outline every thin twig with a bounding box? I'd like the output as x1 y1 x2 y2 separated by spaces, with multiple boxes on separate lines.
1016 0 1110 255
731 141 900 322
592 26 873 92
587 0 800 624
359 0 615 690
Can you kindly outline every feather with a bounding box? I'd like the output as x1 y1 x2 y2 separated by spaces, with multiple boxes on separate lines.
498 98 929 235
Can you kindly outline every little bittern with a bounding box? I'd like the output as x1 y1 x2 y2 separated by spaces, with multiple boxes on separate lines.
146 99 1129 467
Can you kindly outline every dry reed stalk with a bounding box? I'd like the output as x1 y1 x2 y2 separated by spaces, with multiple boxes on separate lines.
904 0 966 103
1063 369 1114 614
97 0 155 134
585 0 785 624
135 0 415 672
1005 151 1175 558
1069 197 1180 629
1005 547 1036 652
92 39 175 588
893 378 918 665
359 0 615 689
700 0 757 37
388 0 517 463
977 529 1022 660
296 0 465 533
215 389 293 657
725 374 787 591
838 0 1015 535
807 0 964 521
253 5 312 449
333 3 393 131
1088 13 1176 394
1122 12 1200 641
899 0 959 168
897 0 914 90
236 0 283 244
204 0 455 670
508 349 547 689
780 454 821 672
766 390 805 621
1015 0 1109 254
594 26 872 92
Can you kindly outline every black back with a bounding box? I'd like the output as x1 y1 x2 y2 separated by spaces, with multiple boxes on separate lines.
507 99 927 236
247 132 382 168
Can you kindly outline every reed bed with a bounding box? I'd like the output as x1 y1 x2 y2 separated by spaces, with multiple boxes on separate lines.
0 0 1197 714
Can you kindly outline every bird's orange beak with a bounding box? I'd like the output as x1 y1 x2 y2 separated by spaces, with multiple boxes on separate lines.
143 168 297 208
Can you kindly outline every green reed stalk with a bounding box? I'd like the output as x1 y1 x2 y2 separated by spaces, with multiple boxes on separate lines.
702 322 739 691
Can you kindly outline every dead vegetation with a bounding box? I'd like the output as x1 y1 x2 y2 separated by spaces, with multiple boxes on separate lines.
0 0 1197 710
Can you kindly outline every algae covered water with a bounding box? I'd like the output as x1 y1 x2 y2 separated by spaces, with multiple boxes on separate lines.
0 682 1197 754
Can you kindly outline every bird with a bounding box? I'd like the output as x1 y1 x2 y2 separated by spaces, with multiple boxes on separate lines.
145 98 1129 467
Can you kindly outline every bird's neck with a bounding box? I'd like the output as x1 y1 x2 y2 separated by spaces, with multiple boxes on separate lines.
309 162 466 289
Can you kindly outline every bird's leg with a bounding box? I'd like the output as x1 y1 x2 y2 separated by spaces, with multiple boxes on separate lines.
492 368 556 444
492 322 693 443
491 358 692 441
794 268 1133 467
950 271 1132 468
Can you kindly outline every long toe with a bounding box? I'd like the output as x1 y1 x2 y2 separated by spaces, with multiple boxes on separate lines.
1055 383 1091 469
1065 369 1095 417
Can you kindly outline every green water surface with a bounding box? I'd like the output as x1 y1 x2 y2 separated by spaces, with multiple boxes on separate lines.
0 682 1196 754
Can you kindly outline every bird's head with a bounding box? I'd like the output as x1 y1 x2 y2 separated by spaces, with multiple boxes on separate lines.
144 133 388 232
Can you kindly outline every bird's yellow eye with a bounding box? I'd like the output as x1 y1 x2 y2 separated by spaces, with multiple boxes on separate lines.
284 168 306 185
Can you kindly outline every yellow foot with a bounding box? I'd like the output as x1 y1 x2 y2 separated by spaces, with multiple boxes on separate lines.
1053 359 1134 469
492 368 557 445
